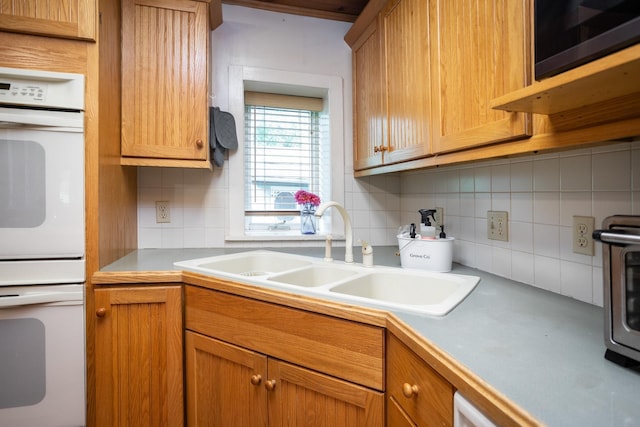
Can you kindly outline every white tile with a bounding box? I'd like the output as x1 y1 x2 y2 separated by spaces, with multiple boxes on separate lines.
459 193 475 217
138 227 162 248
474 193 491 218
560 155 591 191
510 160 533 191
458 216 475 241
533 192 560 225
184 227 206 247
491 246 512 278
559 192 592 227
533 158 559 191
511 192 533 222
491 164 510 192
560 260 593 303
533 255 561 293
459 169 475 193
592 267 604 307
475 218 490 244
510 221 533 253
475 243 492 271
533 223 560 258
474 166 491 192
511 251 534 285
593 150 631 191
593 191 633 225
454 240 476 267
491 192 510 212
632 148 640 191
161 228 184 248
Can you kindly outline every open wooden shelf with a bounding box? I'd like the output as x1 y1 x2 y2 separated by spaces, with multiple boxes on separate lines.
490 43 640 115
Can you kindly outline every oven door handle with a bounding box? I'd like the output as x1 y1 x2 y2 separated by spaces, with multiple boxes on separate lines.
0 290 82 308
593 230 640 246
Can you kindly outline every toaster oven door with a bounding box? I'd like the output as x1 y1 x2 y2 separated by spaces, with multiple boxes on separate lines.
611 246 640 351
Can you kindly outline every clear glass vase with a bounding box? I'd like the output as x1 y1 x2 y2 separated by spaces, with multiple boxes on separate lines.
300 205 317 235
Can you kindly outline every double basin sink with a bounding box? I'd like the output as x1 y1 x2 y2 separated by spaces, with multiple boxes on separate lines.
174 250 480 317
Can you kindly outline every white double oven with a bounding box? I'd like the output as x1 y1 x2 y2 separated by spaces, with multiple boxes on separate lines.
0 67 86 426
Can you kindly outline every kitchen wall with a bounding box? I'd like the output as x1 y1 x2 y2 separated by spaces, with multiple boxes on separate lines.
137 5 640 307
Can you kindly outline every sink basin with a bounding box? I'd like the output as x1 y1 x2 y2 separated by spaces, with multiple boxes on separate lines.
328 270 479 316
174 251 312 277
175 250 480 317
267 264 361 288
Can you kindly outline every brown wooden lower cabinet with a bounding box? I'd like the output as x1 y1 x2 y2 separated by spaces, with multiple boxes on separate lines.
186 331 384 427
184 284 385 427
94 285 184 427
386 332 454 427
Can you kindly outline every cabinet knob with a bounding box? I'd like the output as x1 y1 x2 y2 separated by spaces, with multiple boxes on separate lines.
195 139 204 149
402 383 419 398
96 307 107 318
250 374 262 386
265 379 276 391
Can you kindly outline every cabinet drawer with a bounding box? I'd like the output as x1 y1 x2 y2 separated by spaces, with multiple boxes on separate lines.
387 332 454 427
185 285 384 390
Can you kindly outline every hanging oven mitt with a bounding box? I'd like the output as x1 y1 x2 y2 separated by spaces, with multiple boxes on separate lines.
209 107 225 167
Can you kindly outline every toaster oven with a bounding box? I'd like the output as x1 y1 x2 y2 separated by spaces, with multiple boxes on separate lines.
593 215 640 367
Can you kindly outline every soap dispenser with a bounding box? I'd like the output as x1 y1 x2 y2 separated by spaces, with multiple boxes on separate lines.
361 241 373 267
418 209 437 239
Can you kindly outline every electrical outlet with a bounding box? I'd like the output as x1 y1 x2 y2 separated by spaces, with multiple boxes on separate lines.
434 207 444 228
487 211 508 241
155 201 170 223
573 215 594 256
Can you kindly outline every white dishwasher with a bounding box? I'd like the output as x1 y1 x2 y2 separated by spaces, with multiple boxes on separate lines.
454 392 498 427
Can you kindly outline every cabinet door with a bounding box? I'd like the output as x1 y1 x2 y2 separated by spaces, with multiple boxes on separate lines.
95 286 184 427
352 16 387 171
0 0 96 40
185 331 268 427
430 0 531 154
121 0 209 165
387 333 453 427
382 0 432 164
268 359 384 427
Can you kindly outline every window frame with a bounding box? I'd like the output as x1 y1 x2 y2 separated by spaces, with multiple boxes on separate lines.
227 65 345 241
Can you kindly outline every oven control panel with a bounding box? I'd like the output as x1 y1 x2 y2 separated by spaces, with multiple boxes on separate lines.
0 67 84 111
0 80 47 104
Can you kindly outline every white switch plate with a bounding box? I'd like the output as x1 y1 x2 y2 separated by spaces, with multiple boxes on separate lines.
573 215 594 256
487 211 508 241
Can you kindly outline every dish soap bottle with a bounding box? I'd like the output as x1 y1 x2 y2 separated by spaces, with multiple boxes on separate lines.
418 209 437 239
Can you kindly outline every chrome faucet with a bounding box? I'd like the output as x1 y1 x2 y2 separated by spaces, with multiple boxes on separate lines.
315 201 354 263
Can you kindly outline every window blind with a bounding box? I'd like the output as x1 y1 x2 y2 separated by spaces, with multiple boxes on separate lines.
244 93 324 220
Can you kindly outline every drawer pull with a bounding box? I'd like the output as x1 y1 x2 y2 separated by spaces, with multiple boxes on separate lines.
96 307 107 318
195 139 204 149
402 383 419 398
265 379 277 391
250 374 262 386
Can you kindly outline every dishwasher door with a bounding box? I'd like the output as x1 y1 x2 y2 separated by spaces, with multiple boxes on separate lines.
454 392 497 427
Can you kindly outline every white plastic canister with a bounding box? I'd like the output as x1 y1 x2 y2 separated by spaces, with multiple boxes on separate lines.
397 233 454 272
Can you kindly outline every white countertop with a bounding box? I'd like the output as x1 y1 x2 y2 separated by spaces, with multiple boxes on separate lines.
102 246 640 427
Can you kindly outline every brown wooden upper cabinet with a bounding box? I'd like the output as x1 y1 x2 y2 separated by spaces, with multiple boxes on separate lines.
0 0 96 41
429 0 531 154
121 0 211 168
347 0 531 172
351 0 432 171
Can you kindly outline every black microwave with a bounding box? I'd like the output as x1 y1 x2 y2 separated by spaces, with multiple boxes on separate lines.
535 0 640 80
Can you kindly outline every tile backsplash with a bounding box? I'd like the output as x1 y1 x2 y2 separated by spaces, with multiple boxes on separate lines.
139 139 640 307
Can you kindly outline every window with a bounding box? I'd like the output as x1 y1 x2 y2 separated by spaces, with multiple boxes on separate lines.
244 93 327 232
227 66 345 241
